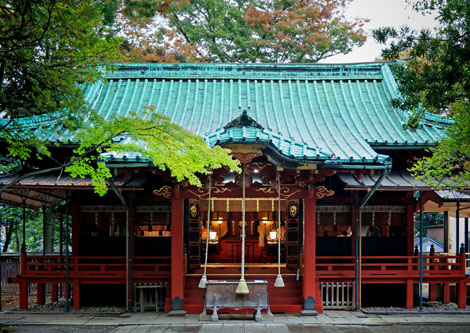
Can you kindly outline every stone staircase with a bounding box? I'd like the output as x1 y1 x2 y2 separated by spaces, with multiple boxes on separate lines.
183 265 304 314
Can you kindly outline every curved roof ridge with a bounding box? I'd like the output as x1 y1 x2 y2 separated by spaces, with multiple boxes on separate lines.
205 124 332 161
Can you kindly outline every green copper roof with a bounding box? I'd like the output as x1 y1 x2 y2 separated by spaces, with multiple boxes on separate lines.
5 62 450 166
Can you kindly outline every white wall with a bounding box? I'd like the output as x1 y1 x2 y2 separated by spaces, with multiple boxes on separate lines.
447 217 469 254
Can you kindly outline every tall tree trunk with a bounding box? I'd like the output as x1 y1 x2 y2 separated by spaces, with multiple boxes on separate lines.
2 222 14 252
14 221 20 252
45 213 55 252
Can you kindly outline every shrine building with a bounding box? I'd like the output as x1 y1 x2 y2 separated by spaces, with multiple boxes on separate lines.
1 62 469 315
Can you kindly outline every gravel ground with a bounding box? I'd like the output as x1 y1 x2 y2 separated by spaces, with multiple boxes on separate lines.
8 298 468 314
27 300 125 313
364 301 470 313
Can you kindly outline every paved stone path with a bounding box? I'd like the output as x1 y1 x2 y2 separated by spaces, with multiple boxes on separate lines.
2 311 470 332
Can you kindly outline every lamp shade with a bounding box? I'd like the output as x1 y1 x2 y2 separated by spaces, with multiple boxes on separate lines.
269 231 277 240
209 231 217 240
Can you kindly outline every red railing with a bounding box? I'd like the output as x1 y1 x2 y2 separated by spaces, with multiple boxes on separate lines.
21 255 171 281
316 254 466 281
17 254 467 283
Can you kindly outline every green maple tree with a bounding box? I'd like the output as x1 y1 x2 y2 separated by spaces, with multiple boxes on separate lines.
0 0 239 196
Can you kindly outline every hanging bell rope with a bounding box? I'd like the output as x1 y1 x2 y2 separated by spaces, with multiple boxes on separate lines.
198 175 212 289
236 165 249 294
274 172 285 288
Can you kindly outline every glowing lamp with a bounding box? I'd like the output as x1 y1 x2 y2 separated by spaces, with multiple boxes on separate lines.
209 231 217 240
269 231 277 240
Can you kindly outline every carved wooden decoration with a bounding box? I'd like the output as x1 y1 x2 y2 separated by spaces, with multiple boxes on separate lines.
255 186 301 199
315 186 335 199
186 187 232 199
231 151 263 164
153 185 172 199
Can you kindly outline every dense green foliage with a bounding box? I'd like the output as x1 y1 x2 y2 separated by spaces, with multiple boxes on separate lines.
374 0 470 190
0 0 120 118
0 0 239 195
0 0 368 196
116 0 367 63
0 205 64 253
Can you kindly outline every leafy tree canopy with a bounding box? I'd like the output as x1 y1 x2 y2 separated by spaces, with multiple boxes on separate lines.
373 0 470 190
0 0 239 196
115 0 367 63
1 0 366 196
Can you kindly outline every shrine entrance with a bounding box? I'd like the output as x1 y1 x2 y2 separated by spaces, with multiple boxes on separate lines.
186 198 302 270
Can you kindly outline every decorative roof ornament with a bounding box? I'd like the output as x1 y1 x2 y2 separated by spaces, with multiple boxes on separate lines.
224 110 264 130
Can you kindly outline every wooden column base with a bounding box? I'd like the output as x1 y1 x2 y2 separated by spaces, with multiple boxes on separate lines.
429 283 437 301
406 279 414 309
51 283 58 302
73 280 80 310
443 283 450 304
37 283 45 305
458 280 466 309
19 280 28 310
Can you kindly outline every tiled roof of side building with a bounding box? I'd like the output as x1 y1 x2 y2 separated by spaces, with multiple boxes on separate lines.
3 62 450 165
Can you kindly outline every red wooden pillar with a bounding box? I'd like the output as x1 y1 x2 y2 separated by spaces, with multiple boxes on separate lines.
19 279 28 310
443 283 450 304
51 283 58 302
37 283 45 305
429 284 438 301
19 252 28 309
381 223 387 238
406 279 414 309
169 188 186 316
70 204 80 310
458 252 467 309
429 248 437 301
406 205 415 256
73 279 80 310
458 280 467 309
301 195 318 315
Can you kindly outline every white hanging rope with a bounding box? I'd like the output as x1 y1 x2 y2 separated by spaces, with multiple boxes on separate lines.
236 165 249 294
198 176 212 288
274 172 285 287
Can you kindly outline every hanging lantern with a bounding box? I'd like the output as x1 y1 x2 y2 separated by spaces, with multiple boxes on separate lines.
269 231 278 240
